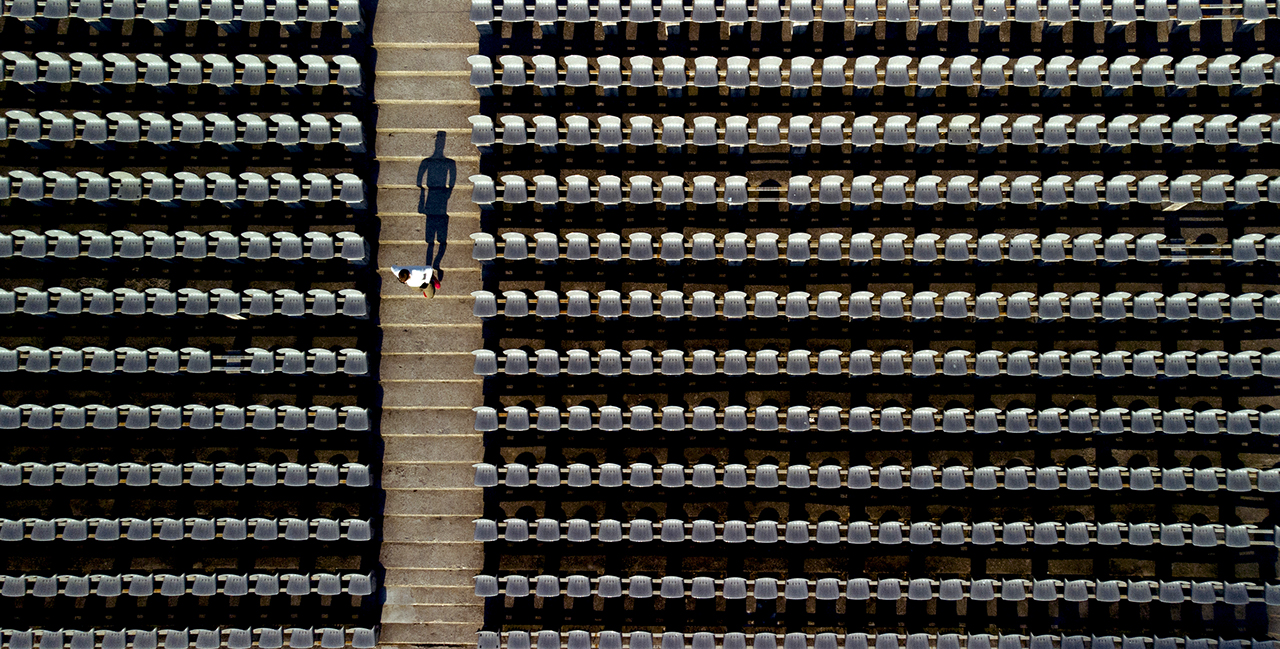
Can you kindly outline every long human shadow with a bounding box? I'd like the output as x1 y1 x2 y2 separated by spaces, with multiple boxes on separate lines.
418 130 457 269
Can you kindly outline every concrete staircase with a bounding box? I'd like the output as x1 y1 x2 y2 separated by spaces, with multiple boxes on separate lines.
371 2 484 645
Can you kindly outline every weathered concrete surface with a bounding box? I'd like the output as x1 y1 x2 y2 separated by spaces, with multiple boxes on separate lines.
373 0 485 644
377 214 480 243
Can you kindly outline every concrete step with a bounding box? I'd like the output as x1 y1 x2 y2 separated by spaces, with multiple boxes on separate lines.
383 603 485 624
381 408 478 436
374 49 477 74
379 295 482 326
378 212 479 242
377 160 482 188
371 8 475 43
379 185 479 215
380 621 480 645
382 461 479 489
381 540 484 566
382 514 479 541
376 241 481 271
386 584 476 605
384 489 483 517
379 324 482 353
382 432 484 462
375 0 472 14
381 351 476 381
377 131 477 160
376 102 485 132
384 567 481 588
376 75 478 103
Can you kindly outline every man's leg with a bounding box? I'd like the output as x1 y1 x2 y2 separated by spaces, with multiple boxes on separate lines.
425 215 450 267
423 222 436 267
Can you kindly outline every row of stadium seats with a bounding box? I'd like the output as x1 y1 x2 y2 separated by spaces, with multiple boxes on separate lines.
0 0 364 29
0 403 369 431
472 347 1280 379
3 110 365 150
0 462 372 487
1 0 378 631
473 574 1276 604
471 289 1280 324
471 404 1280 435
1 287 366 318
0 517 373 542
471 231 1270 264
2 627 377 649
2 171 366 207
2 230 366 262
0 346 369 375
474 518 1269 547
469 172 1280 208
473 462 1280 491
470 113 1277 151
0 53 363 94
470 0 1273 27
472 0 1280 632
476 631 1270 649
470 291 1280 322
0 572 374 598
467 53 1276 93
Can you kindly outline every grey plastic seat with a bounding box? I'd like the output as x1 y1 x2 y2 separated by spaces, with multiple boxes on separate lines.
970 579 996 601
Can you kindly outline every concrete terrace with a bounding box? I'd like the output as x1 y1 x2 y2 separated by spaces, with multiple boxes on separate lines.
371 1 485 645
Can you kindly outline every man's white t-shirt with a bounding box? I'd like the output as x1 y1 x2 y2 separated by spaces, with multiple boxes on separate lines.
393 266 435 288
405 267 434 288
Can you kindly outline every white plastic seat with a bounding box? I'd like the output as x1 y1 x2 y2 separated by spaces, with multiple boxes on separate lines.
855 56 875 88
